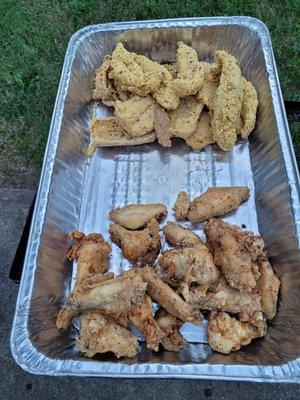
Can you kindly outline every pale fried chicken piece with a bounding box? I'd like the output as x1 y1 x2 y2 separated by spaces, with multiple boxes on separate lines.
109 219 161 264
153 83 180 110
237 77 258 138
185 111 215 151
93 55 118 106
207 311 266 354
76 311 138 358
154 104 172 147
118 295 164 351
211 50 243 151
187 277 261 320
115 96 156 137
155 308 186 352
171 42 204 98
168 96 204 139
205 218 263 292
56 269 147 330
163 221 202 248
67 231 111 284
197 62 219 110
110 43 172 96
87 118 156 155
188 186 250 222
256 257 280 320
109 203 167 230
173 191 190 219
140 267 202 324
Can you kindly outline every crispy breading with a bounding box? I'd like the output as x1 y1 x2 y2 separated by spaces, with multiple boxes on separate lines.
163 221 202 248
238 77 258 138
197 62 219 110
156 309 186 352
162 63 178 78
93 55 118 105
168 96 204 139
154 104 172 147
210 50 243 151
153 83 180 110
188 186 250 222
173 191 190 219
185 111 215 151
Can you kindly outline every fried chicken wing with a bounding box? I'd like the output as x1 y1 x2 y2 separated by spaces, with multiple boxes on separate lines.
210 50 243 151
205 219 263 292
109 203 167 230
188 186 250 222
77 311 138 358
115 96 156 137
171 42 204 98
185 111 215 151
109 219 161 264
163 221 202 248
154 104 172 147
197 62 219 110
156 308 186 352
168 96 204 139
140 267 202 324
237 77 258 138
256 257 280 320
173 191 190 220
207 311 266 354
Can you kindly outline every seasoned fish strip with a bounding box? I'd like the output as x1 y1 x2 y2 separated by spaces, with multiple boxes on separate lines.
238 77 258 138
173 191 190 220
185 111 215 151
93 55 118 104
154 104 172 147
197 62 219 110
153 83 180 110
188 186 250 222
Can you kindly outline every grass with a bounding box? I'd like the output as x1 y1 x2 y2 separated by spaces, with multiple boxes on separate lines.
0 0 299 186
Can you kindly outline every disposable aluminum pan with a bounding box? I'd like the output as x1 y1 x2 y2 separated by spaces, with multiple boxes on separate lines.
11 17 300 381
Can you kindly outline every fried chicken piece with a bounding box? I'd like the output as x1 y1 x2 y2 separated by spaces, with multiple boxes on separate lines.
77 311 138 358
188 186 250 222
210 50 243 151
197 62 219 110
187 277 261 320
173 191 190 219
168 96 204 139
256 257 280 320
205 218 263 292
163 221 202 248
118 295 164 351
156 309 186 352
237 77 258 138
93 55 118 106
109 203 167 230
185 111 215 151
207 311 266 354
115 96 156 137
140 267 202 324
87 118 156 155
109 219 161 264
110 43 172 96
154 104 172 147
171 42 204 98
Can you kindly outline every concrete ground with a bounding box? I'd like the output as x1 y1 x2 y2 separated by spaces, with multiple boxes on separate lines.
1 187 299 400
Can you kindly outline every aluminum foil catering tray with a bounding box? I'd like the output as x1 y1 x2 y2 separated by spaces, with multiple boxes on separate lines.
11 17 300 381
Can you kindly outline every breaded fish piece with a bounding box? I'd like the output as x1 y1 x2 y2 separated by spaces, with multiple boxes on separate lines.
172 42 204 98
93 55 118 106
110 43 172 96
155 309 187 352
87 118 156 155
185 111 215 151
163 221 202 248
169 96 204 139
154 104 172 147
109 203 167 230
188 186 250 222
197 62 219 110
173 191 190 219
162 63 178 78
207 311 266 354
115 96 156 137
153 83 180 110
238 77 258 138
211 50 243 151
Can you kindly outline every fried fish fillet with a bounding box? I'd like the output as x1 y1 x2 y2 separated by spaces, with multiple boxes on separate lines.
155 308 187 352
188 186 250 222
207 311 266 354
256 257 280 320
109 203 167 230
210 50 243 151
237 77 258 138
163 221 202 248
154 104 172 147
141 267 202 324
168 96 204 139
93 55 118 106
109 219 161 264
171 42 204 98
205 218 263 292
77 311 138 358
197 62 219 110
173 191 190 220
185 111 215 151
153 82 180 110
115 96 156 137
162 63 178 78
